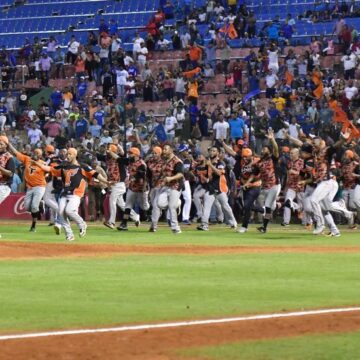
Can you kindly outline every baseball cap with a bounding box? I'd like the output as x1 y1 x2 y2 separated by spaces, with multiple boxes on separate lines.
153 146 162 155
45 145 55 153
129 147 140 156
178 144 189 153
242 148 252 157
108 144 118 153
344 150 354 159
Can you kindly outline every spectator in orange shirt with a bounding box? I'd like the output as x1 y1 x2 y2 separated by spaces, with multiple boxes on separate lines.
188 42 204 66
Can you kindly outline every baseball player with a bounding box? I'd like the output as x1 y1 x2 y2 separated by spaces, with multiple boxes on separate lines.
341 150 358 214
255 129 281 233
7 142 47 232
146 146 164 231
117 147 148 231
177 144 194 225
282 147 305 226
44 145 67 234
150 144 184 234
101 144 140 229
192 153 209 222
0 136 15 238
197 146 237 231
36 148 110 241
310 139 354 236
236 148 262 233
352 160 360 213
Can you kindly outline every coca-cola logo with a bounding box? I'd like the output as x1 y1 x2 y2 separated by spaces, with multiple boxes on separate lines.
14 195 27 215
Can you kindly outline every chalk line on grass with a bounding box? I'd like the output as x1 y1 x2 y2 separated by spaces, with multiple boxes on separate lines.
1 307 360 341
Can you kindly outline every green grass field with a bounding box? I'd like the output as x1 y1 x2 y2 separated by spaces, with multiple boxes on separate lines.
1 223 360 358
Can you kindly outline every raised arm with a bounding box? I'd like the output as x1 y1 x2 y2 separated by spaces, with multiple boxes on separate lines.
221 140 237 157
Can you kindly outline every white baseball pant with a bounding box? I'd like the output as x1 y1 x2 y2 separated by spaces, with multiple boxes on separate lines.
24 186 46 213
262 184 281 211
193 185 206 218
353 185 360 210
44 181 60 224
0 184 11 237
58 195 86 238
0 184 11 204
125 189 148 211
342 188 358 210
108 182 139 224
310 179 352 228
283 188 305 224
201 191 236 228
181 180 192 221
152 187 181 231
213 198 224 222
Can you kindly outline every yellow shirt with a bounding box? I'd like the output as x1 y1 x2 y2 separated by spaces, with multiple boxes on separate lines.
273 97 286 111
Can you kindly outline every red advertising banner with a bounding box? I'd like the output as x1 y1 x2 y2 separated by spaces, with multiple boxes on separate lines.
0 193 110 221
0 193 32 220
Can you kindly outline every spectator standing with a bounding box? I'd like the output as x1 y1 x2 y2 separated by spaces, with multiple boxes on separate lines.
66 35 80 64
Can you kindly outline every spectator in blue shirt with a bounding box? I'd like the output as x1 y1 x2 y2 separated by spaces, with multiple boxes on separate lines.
94 105 105 126
89 119 102 138
229 113 246 141
268 22 280 41
11 169 22 193
0 102 7 116
99 18 109 35
248 69 260 92
50 87 63 111
77 77 87 101
75 116 89 139
109 19 118 36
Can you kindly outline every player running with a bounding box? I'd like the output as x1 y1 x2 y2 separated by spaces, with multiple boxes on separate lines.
8 142 47 232
0 136 15 238
35 148 110 241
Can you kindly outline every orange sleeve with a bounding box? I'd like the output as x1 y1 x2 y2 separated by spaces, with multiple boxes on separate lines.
16 152 28 164
82 168 96 181
50 168 62 177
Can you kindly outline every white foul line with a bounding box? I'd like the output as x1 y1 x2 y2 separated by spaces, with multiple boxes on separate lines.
1 306 360 341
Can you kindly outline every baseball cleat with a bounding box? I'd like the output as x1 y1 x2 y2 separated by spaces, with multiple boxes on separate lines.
79 224 87 237
66 235 75 241
103 221 115 229
135 219 140 227
54 224 61 235
237 227 248 233
312 225 325 235
172 229 182 234
325 231 341 237
257 226 267 233
197 225 208 231
117 224 128 231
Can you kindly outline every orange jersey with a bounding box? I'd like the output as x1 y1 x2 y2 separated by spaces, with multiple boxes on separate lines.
17 152 47 188
51 164 97 198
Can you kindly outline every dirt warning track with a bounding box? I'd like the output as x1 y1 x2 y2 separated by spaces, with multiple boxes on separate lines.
1 241 360 260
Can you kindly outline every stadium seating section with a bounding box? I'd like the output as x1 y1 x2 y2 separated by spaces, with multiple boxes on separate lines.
0 0 359 50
